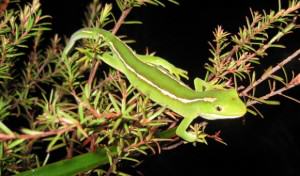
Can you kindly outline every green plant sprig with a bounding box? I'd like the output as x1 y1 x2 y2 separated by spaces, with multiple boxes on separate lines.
205 0 300 116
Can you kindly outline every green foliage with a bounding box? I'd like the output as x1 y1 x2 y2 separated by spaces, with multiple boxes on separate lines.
0 0 299 175
205 0 300 115
1 0 185 175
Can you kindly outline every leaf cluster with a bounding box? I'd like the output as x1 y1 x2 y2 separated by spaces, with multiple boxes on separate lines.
0 0 191 175
0 0 299 175
205 0 300 116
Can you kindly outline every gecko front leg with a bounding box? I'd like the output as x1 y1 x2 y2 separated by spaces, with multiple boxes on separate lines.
194 77 224 91
176 117 198 142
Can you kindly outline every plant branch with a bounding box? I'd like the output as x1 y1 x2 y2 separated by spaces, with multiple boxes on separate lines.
87 59 101 86
247 73 300 106
241 48 300 96
0 126 74 141
112 7 133 35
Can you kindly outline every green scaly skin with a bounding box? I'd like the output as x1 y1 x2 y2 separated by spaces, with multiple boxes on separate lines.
63 28 247 142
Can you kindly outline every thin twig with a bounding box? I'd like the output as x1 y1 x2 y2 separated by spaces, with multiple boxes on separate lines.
162 140 183 150
0 127 74 141
87 59 100 86
111 7 133 35
105 157 119 176
241 48 300 96
247 74 300 106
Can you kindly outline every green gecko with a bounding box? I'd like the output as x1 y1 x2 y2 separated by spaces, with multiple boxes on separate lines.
63 28 247 142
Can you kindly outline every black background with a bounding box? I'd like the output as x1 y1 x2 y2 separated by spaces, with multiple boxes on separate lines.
24 0 300 175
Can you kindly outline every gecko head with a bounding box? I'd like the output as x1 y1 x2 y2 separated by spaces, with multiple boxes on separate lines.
198 89 247 120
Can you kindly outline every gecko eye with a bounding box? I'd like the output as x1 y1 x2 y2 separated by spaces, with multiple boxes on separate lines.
216 106 223 112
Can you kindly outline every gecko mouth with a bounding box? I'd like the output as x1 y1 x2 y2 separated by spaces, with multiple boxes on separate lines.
199 113 243 120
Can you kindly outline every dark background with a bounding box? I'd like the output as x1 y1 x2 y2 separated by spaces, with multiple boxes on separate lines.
35 0 300 175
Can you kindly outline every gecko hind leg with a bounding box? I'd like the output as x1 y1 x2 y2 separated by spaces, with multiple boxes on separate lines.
137 54 188 80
